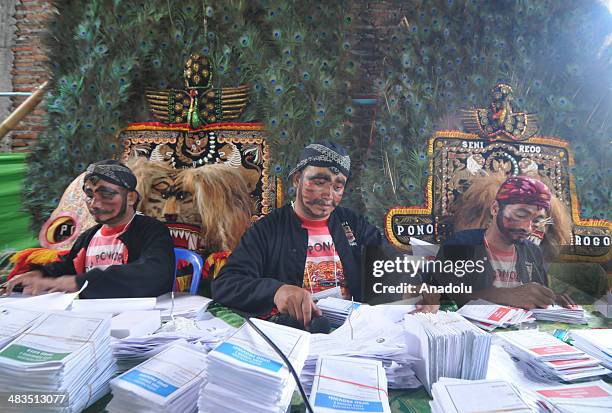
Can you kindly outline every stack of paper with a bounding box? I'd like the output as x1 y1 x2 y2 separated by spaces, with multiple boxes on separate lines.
107 343 207 413
404 311 492 392
302 305 419 392
458 299 534 331
112 315 235 373
533 380 612 413
0 311 116 412
111 310 161 339
72 297 156 314
0 307 44 348
316 297 361 327
497 330 611 381
155 293 212 321
531 305 588 324
0 289 82 311
570 329 612 370
430 378 534 413
198 318 310 413
309 356 391 413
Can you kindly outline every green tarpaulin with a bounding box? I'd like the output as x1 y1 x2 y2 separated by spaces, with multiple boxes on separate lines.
0 153 38 251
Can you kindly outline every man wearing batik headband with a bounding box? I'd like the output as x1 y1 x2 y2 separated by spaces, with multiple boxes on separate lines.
431 175 574 309
4 160 175 299
214 141 436 328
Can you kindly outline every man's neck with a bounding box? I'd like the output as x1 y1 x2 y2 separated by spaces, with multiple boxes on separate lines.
485 224 514 252
292 201 330 222
103 211 136 229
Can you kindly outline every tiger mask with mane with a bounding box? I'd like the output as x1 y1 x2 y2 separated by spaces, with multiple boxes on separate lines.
128 158 252 254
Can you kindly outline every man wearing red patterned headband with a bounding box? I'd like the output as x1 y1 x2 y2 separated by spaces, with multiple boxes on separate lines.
429 176 574 309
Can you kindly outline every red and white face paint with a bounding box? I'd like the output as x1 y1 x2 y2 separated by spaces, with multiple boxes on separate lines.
495 203 548 243
293 166 347 221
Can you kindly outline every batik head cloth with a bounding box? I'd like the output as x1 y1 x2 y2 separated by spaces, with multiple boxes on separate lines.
496 176 551 210
288 141 351 178
84 160 137 191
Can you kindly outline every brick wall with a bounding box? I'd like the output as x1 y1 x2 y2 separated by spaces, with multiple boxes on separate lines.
8 0 53 152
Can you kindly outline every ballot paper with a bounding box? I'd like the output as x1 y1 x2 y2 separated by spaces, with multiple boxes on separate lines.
155 292 212 321
403 311 492 393
430 378 534 413
594 292 611 318
309 356 391 413
409 237 439 258
199 318 310 413
496 330 611 382
111 310 161 339
112 315 235 373
531 305 588 324
458 299 534 331
72 297 156 314
316 297 362 327
0 307 44 348
533 380 612 413
570 329 612 370
302 305 419 392
0 281 87 311
0 310 116 412
108 342 207 413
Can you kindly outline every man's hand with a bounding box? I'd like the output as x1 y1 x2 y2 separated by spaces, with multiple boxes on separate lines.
273 284 322 328
2 270 44 295
415 290 440 313
555 292 577 309
501 283 555 309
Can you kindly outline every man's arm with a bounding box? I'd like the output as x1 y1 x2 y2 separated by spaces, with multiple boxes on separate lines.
76 220 174 298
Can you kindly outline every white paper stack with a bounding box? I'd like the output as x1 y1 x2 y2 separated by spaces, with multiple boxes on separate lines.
112 315 235 373
155 293 212 321
302 305 419 392
0 311 116 412
533 380 612 413
403 311 492 393
570 329 612 370
430 378 534 413
199 318 310 413
316 297 362 327
111 310 161 339
0 290 81 311
309 356 391 413
531 305 588 324
72 297 156 315
497 330 611 382
457 299 534 331
0 307 44 348
107 343 207 413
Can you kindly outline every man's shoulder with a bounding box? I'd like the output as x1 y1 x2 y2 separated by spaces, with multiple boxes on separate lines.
443 229 486 246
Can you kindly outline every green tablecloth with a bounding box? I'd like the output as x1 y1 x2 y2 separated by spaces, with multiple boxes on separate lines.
85 304 609 413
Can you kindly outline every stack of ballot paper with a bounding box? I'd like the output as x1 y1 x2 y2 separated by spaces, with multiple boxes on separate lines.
309 356 391 413
404 311 492 392
155 293 212 321
533 380 612 413
0 307 44 348
316 297 362 327
0 311 116 412
531 305 588 324
71 297 156 314
112 315 235 373
497 330 611 381
0 287 84 311
199 318 310 413
457 299 534 331
108 343 207 413
302 305 419 392
570 329 612 370
430 378 535 413
110 310 161 339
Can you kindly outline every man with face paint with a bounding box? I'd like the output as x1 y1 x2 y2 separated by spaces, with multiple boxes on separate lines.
430 176 574 309
3 160 175 299
212 142 395 328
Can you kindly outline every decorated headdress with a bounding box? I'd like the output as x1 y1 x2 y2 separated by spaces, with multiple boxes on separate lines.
84 160 137 191
288 141 351 178
495 176 551 211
